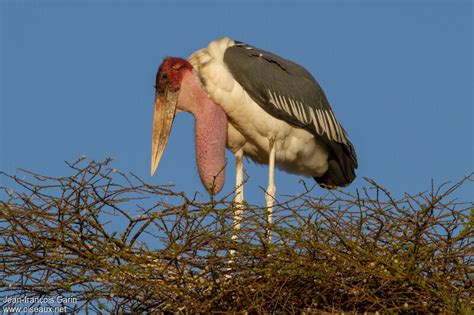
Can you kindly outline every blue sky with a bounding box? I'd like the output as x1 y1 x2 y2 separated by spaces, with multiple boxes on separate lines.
1 1 472 204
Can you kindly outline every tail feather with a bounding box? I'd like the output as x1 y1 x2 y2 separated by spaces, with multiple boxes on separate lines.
314 140 357 189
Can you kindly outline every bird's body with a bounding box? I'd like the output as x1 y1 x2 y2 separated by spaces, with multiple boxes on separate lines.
190 38 330 178
188 37 356 186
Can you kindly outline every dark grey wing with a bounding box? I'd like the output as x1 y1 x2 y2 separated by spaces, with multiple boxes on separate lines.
223 42 357 187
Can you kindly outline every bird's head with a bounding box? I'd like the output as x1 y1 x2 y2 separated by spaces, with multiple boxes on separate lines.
151 57 228 194
155 57 193 95
151 57 192 178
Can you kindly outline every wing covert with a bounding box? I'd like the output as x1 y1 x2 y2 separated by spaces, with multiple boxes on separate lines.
224 43 348 145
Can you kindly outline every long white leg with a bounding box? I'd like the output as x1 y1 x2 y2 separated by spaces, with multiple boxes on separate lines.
265 139 276 243
230 148 244 258
234 148 244 206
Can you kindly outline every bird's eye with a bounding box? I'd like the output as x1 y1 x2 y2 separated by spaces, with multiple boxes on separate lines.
161 72 168 79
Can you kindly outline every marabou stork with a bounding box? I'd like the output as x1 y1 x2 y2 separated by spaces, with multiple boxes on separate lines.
151 37 357 239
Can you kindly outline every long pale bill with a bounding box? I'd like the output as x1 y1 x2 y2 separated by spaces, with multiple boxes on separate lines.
151 89 178 176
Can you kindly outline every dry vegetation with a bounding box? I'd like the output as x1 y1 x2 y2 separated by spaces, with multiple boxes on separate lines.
0 158 472 313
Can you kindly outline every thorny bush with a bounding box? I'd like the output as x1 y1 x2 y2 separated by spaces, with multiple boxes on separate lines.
0 158 472 313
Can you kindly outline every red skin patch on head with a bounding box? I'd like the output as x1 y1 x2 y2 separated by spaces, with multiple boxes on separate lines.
156 57 193 94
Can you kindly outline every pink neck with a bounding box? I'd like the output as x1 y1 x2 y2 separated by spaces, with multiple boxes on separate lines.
177 71 228 194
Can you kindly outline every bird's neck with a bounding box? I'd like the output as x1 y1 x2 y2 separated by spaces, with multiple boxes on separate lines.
178 70 228 194
177 71 215 117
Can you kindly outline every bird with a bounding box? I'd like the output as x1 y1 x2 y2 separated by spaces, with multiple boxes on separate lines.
151 37 357 241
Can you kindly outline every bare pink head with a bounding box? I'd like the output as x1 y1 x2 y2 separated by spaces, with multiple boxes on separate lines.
155 57 193 94
151 57 228 194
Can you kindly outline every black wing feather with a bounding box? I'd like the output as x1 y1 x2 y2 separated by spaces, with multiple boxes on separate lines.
223 42 358 187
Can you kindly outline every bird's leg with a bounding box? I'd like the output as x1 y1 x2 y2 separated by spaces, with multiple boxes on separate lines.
234 148 245 205
265 138 276 243
230 148 244 258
